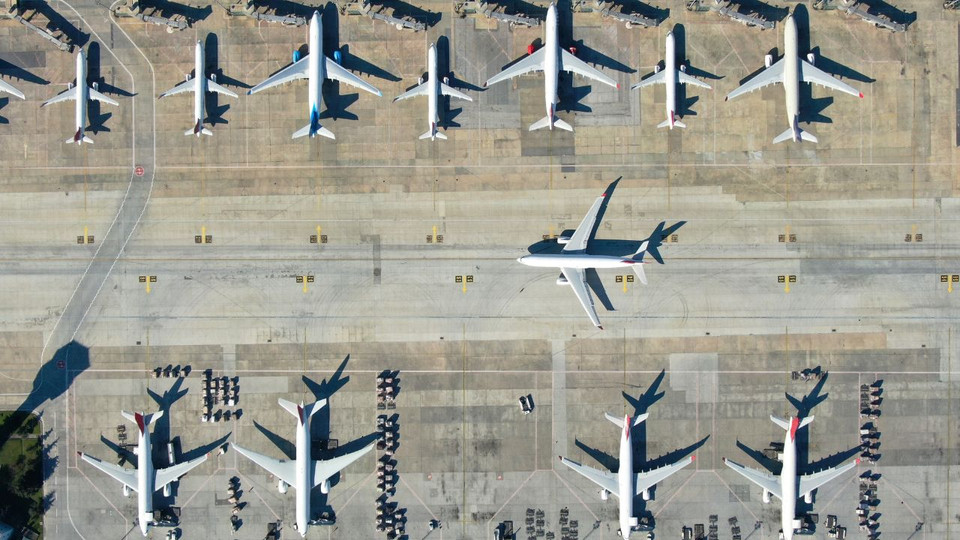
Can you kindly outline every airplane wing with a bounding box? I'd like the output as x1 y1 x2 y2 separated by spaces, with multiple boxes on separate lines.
561 267 602 329
799 60 861 98
725 59 785 101
0 79 24 99
560 49 618 89
249 57 309 95
440 82 472 102
630 70 666 90
233 444 296 487
325 57 382 96
80 453 138 492
797 459 859 498
723 458 781 500
41 85 78 107
562 193 606 253
635 456 695 495
677 71 712 90
159 77 196 98
559 456 618 495
393 81 429 102
484 47 546 87
154 454 208 491
207 78 239 98
88 86 119 106
312 442 376 487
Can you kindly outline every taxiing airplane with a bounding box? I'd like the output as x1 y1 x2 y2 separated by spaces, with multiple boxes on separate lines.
393 43 472 141
517 185 685 329
233 398 375 537
559 413 695 538
483 2 619 131
725 14 862 144
42 48 119 144
724 415 860 540
159 40 238 136
79 411 209 536
631 31 711 129
248 11 382 140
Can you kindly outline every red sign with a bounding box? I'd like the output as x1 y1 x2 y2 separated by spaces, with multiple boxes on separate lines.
134 166 145 177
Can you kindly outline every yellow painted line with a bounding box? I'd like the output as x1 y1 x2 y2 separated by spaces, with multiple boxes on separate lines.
622 278 628 293
316 225 322 242
949 279 953 294
461 280 467 294
432 225 438 243
83 225 88 243
785 224 790 241
784 280 790 294
145 281 151 294
548 225 555 238
201 225 207 243
302 276 309 294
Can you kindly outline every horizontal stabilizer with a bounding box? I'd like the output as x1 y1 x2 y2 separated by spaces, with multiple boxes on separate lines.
530 115 572 132
657 118 686 129
292 123 335 140
604 412 648 428
420 129 447 140
630 262 647 285
773 127 818 144
278 397 327 424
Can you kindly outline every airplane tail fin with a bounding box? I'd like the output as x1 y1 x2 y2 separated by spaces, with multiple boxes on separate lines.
530 115 573 132
293 123 335 140
278 397 327 424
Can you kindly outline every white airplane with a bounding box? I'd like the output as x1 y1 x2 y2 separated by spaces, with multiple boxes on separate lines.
631 31 711 129
393 43 472 141
42 48 119 144
724 415 860 540
78 411 209 536
517 186 684 329
248 10 382 140
233 398 375 537
159 40 238 136
725 14 863 144
559 413 695 538
483 2 619 131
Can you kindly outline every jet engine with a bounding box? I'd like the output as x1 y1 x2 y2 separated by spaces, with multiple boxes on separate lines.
641 488 651 501
569 46 578 56
527 44 536 55
92 82 99 91
293 50 301 63
654 64 661 74
600 489 609 501
680 64 687 73
764 54 774 68
278 479 289 494
123 484 131 497
443 76 450 85
762 489 772 504
211 74 217 83
556 274 569 285
804 491 813 504
334 50 342 65
806 53 816 65
185 73 192 82
320 478 331 495
556 235 571 244
163 482 172 497
67 82 74 90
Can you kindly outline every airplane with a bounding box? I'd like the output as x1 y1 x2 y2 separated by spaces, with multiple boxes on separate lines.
723 415 860 540
78 411 209 536
483 2 620 132
631 31 711 129
159 40 238 136
233 398 375 537
41 48 119 144
724 14 863 144
559 412 695 538
393 43 472 141
517 185 685 329
248 10 382 140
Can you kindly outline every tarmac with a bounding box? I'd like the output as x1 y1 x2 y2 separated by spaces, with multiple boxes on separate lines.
0 0 956 539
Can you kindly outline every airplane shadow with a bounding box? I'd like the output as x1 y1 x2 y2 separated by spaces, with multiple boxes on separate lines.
367 0 442 28
203 33 248 127
0 97 8 124
323 4 400 83
135 0 212 26
607 0 669 25
85 42 134 134
737 0 789 23
0 58 49 86
671 24 721 119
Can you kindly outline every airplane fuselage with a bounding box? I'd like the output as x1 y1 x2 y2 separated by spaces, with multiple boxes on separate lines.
782 15 801 142
193 41 206 134
617 415 634 538
543 3 560 126
427 45 439 138
308 12 324 133
75 51 88 142
780 420 799 540
135 418 155 536
518 253 640 270
294 409 311 536
664 32 678 129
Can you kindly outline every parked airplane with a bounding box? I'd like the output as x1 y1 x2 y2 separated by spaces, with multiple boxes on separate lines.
483 2 619 131
725 14 862 144
78 411 209 536
248 10 382 140
724 415 860 540
393 43 472 141
233 398 375 537
42 48 118 144
517 185 684 328
559 413 695 538
159 40 238 136
631 31 711 129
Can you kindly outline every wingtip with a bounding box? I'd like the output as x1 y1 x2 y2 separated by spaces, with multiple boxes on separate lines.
855 457 861 465
691 455 696 462
616 83 620 89
597 325 604 330
858 92 864 98
77 451 82 457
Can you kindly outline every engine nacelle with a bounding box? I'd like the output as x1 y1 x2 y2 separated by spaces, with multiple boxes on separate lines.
600 489 609 501
123 484 131 497
569 46 577 56
443 76 450 85
210 73 216 83
654 64 661 74
556 275 569 286
628 516 639 528
806 53 816 65
762 489 772 504
333 50 342 65
163 482 172 498
293 50 301 63
92 82 99 91
418 76 424 85
527 43 535 55
764 54 773 68
278 479 289 494
556 235 571 245
185 73 192 82
641 488 651 501
320 478 331 494
680 64 687 73
68 82 74 90
804 491 813 504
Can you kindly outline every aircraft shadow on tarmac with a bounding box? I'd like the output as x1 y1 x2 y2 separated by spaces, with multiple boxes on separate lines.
668 24 722 119
366 0 442 28
84 42 135 135
203 33 249 127
135 0 213 25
